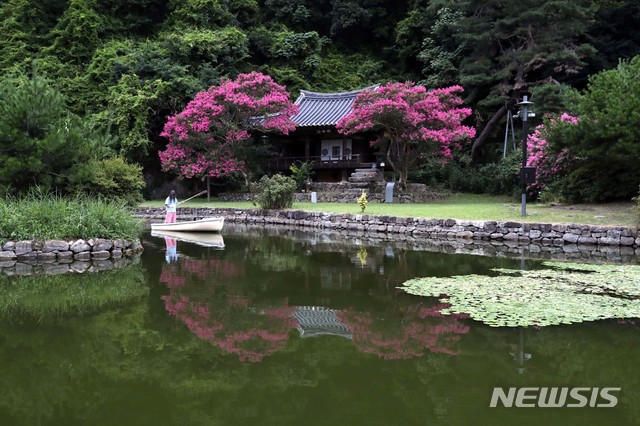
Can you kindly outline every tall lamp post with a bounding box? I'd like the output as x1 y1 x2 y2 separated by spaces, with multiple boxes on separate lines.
517 96 535 217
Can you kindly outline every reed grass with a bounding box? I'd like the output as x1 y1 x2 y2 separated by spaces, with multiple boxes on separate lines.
0 189 142 240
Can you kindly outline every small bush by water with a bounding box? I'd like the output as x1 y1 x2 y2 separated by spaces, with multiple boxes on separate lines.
254 174 296 210
0 191 142 241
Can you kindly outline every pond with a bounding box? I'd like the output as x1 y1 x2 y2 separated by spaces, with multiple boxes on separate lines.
0 224 638 426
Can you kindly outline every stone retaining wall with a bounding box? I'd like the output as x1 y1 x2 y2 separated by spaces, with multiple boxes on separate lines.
225 223 640 264
0 238 144 264
217 188 448 203
135 207 640 251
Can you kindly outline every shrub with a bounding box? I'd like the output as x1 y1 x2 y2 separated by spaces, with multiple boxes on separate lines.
413 152 520 197
547 57 640 201
68 157 145 206
255 174 296 209
357 191 368 212
289 160 315 191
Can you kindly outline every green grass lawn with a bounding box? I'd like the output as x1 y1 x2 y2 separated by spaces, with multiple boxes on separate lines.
140 193 638 227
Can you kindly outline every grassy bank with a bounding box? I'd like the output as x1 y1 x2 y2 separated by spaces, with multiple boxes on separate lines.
140 193 637 227
0 193 142 241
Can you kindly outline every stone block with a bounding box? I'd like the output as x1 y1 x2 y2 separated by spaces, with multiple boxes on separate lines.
37 252 57 262
74 252 91 261
577 236 597 245
529 230 542 239
42 240 69 253
599 237 620 246
70 239 91 253
16 252 38 262
91 250 111 259
456 231 474 239
620 237 635 246
0 251 17 260
14 241 32 256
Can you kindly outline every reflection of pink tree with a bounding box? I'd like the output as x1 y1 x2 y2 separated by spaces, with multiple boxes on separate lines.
159 258 240 288
163 295 297 362
160 257 297 362
337 302 470 360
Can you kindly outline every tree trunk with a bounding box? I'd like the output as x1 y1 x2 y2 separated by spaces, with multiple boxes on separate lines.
471 104 508 161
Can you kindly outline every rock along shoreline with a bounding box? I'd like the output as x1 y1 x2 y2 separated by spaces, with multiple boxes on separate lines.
134 207 640 250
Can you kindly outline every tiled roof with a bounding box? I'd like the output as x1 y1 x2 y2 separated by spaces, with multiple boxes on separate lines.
291 85 379 127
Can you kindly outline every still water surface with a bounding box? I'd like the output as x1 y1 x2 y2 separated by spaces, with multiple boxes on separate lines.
0 224 638 426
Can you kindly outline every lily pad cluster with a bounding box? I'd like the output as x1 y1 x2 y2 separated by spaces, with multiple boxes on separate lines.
400 262 640 327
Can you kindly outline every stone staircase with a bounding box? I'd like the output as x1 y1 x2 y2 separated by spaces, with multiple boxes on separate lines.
344 168 383 195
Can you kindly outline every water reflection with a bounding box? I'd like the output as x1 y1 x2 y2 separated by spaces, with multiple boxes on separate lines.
0 229 638 425
154 231 471 363
164 237 178 263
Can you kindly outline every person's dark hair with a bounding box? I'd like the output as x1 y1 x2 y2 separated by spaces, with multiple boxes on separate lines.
169 190 176 203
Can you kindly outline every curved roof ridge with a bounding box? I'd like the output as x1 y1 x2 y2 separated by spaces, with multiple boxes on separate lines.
298 84 380 99
290 84 380 127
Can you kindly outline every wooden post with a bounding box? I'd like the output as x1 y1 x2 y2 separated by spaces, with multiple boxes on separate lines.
304 135 310 161
342 136 347 160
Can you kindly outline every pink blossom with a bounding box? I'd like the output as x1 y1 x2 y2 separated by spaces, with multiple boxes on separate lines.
159 72 298 180
337 82 475 187
526 113 578 192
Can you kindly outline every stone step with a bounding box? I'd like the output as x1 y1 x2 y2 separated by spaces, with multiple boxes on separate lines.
351 170 380 176
344 188 376 194
347 182 371 188
348 176 379 183
355 168 379 173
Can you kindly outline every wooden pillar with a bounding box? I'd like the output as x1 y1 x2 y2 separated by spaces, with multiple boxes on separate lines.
342 135 347 160
304 135 310 161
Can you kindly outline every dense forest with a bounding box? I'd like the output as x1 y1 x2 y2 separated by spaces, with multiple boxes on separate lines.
1 0 639 201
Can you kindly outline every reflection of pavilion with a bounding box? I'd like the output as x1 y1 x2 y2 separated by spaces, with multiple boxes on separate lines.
291 306 352 339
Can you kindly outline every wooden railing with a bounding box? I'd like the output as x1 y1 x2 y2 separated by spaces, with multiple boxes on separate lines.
268 155 370 170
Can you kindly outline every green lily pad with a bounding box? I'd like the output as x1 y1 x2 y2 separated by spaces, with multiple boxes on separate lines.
400 262 640 328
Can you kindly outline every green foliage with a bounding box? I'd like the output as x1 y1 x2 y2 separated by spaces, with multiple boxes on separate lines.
549 56 640 201
46 0 103 65
288 160 314 191
413 152 520 197
311 51 386 93
0 190 142 240
402 261 640 327
95 74 169 160
167 0 233 29
163 26 249 71
254 174 296 210
0 0 637 194
67 157 145 206
357 191 368 212
0 71 117 193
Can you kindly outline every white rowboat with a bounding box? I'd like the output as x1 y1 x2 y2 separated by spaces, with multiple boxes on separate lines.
151 230 225 249
151 217 224 232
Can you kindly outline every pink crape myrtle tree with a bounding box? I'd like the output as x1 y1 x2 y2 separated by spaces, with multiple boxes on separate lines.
159 72 299 186
526 113 578 194
336 82 476 190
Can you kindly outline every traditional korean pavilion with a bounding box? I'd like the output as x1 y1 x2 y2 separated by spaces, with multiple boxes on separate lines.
268 85 380 181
